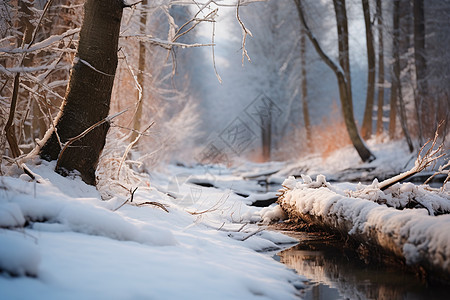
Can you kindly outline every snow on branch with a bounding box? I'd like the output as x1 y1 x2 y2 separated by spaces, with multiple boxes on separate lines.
120 35 214 49
0 28 80 54
378 124 445 191
236 0 252 65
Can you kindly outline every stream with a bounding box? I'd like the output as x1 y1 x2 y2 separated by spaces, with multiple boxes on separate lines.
273 230 449 300
260 180 449 299
187 165 449 299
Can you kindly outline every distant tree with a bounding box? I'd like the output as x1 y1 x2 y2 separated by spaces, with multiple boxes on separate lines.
361 0 375 140
294 0 375 162
392 0 414 152
375 0 385 137
413 0 428 141
300 28 312 148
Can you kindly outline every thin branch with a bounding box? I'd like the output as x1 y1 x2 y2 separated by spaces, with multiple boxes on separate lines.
136 201 169 213
378 124 445 190
117 122 154 178
236 0 252 65
56 110 127 169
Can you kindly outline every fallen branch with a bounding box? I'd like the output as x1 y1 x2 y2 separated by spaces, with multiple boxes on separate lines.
378 125 445 191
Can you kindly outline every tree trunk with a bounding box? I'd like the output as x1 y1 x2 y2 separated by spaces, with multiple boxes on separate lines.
393 0 414 152
294 0 375 162
361 0 376 140
300 28 312 148
375 0 385 136
261 102 272 162
388 75 397 140
413 0 429 140
40 0 124 185
131 0 148 142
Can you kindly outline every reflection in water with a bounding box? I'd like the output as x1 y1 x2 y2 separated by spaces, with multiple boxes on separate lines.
277 232 449 300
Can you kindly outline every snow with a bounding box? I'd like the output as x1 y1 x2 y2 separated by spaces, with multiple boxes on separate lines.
0 160 303 299
279 173 450 276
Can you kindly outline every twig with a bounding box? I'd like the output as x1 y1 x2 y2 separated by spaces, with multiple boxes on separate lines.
379 124 445 191
117 122 154 178
241 227 264 241
112 187 138 211
136 201 169 213
211 13 222 83
236 0 252 65
425 160 450 186
129 187 138 202
56 110 127 169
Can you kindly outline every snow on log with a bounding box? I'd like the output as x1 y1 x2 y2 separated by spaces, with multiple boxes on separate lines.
278 175 450 282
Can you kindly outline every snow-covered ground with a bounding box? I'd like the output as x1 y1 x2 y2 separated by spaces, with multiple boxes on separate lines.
1 160 305 299
1 138 448 299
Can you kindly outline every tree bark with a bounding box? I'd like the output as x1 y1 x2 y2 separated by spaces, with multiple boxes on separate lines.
40 0 124 185
294 0 375 162
393 0 414 152
375 0 385 136
361 0 376 140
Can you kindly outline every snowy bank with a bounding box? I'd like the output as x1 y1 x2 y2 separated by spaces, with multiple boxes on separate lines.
0 161 305 299
278 175 450 282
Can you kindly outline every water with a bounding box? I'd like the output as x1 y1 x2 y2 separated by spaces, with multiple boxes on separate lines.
275 231 449 300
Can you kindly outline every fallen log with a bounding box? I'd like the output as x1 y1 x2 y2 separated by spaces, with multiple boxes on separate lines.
278 175 450 284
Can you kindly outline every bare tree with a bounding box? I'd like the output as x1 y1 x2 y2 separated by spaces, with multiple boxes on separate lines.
361 0 375 140
375 0 384 136
300 27 312 148
392 0 414 152
294 0 375 162
413 0 428 141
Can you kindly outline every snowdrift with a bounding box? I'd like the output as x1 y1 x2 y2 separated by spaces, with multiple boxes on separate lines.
0 161 304 299
278 175 450 282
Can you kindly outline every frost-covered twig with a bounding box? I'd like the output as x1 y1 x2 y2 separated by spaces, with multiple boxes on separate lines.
117 122 154 178
236 0 252 65
378 127 445 191
425 160 450 187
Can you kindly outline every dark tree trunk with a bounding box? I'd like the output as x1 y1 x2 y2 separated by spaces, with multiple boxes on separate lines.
300 28 312 148
375 0 385 136
40 0 124 185
361 0 376 140
393 0 414 152
413 0 429 140
333 0 375 162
